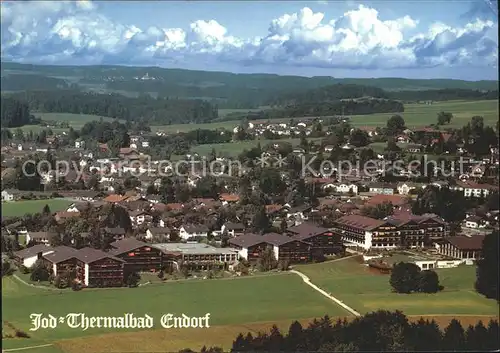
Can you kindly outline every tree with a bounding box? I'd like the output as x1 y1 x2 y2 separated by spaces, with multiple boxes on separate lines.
251 206 271 234
418 270 440 293
389 262 421 293
442 319 466 351
125 271 141 287
30 260 50 282
407 318 442 351
349 129 369 147
475 231 499 302
361 201 394 219
386 115 405 136
257 247 278 272
42 204 51 215
437 111 453 125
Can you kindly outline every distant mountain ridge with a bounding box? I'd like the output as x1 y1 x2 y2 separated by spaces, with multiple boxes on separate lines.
1 62 498 109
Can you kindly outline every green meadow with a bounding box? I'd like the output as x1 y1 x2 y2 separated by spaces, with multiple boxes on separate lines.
2 199 72 217
295 256 499 316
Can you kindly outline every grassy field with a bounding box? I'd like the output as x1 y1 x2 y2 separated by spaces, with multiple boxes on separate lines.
294 256 499 316
9 100 497 136
2 273 350 350
349 100 498 128
1 199 72 217
192 137 323 157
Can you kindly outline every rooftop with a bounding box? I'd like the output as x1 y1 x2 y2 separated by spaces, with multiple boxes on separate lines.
152 243 239 255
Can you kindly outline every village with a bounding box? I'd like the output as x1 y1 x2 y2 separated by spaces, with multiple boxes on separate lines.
1 112 498 289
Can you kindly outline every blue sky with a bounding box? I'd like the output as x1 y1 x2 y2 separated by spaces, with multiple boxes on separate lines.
1 1 498 80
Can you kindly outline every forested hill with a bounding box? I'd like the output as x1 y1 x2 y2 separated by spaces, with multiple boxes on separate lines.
268 85 499 106
266 84 389 106
4 90 219 125
1 62 498 109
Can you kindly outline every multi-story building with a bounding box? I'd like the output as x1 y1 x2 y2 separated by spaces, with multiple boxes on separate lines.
287 223 344 256
110 238 164 274
229 233 312 263
152 243 239 270
332 214 448 250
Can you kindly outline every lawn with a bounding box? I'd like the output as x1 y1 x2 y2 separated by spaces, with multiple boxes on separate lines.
1 199 72 217
349 100 498 128
191 137 323 157
2 273 350 350
294 256 499 316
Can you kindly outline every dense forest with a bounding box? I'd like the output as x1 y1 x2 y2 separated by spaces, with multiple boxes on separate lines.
1 74 70 92
267 84 389 106
269 85 499 106
249 99 404 120
4 90 219 125
0 97 39 128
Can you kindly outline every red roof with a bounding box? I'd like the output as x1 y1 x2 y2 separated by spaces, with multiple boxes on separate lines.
103 194 129 203
365 194 409 207
219 193 239 202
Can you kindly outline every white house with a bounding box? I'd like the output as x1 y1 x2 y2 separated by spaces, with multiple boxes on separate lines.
453 182 497 198
75 140 85 149
26 231 53 245
179 224 209 240
13 244 54 268
1 189 15 201
220 222 245 237
335 183 358 195
397 182 426 195
464 216 487 229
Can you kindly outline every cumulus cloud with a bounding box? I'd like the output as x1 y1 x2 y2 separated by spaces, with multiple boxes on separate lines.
1 1 497 72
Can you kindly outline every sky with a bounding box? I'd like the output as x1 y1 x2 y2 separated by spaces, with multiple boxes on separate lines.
1 0 498 80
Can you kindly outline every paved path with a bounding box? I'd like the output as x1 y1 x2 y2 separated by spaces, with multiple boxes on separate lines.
290 255 361 317
12 274 58 291
3 344 53 352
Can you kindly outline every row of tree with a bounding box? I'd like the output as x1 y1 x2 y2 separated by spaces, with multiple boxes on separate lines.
0 97 40 128
180 311 499 352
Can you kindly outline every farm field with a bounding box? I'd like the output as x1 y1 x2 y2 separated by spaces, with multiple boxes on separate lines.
294 256 499 316
2 273 350 350
1 199 72 217
349 100 498 128
191 137 323 157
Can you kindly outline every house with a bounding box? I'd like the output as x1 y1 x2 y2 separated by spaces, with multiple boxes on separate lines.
220 222 245 237
405 144 424 153
103 194 129 203
1 189 16 201
26 231 56 245
334 183 358 195
179 224 209 240
368 182 396 195
287 223 344 256
396 135 411 143
103 227 126 240
145 227 170 240
110 238 165 273
75 139 85 149
219 193 239 205
119 148 141 160
397 182 425 195
286 204 312 224
464 216 487 229
13 244 54 267
229 233 313 263
453 181 498 198
42 246 80 278
54 211 81 223
437 235 484 263
129 210 152 226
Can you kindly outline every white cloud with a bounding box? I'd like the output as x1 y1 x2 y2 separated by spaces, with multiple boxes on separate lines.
0 1 497 73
